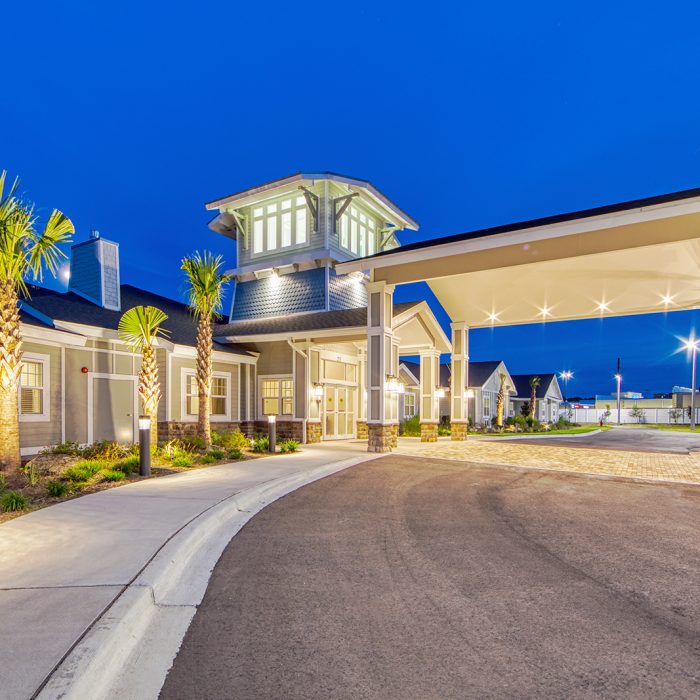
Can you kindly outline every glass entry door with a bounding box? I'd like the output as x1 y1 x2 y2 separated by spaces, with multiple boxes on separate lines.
323 385 356 439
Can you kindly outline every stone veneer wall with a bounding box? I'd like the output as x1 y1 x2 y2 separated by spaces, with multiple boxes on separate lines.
451 422 468 440
158 421 241 440
306 422 322 444
420 423 438 442
159 420 303 442
368 423 398 453
356 420 368 440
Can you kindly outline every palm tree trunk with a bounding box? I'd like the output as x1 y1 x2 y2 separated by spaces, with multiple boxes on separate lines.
139 345 160 445
530 389 536 418
0 281 22 471
196 314 212 446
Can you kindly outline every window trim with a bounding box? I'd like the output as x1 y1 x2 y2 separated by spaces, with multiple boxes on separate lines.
250 193 309 258
19 352 50 423
404 391 416 418
181 368 232 422
257 374 294 419
339 200 377 257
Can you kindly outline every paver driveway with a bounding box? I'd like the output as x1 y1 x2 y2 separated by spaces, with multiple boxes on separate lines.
161 456 700 699
395 433 700 484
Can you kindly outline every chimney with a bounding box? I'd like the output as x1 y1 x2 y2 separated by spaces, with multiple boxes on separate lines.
69 230 121 311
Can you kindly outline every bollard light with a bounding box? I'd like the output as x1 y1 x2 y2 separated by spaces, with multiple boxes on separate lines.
268 414 277 454
138 415 151 476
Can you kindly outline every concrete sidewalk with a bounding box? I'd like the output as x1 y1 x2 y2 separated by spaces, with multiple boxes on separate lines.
0 442 371 700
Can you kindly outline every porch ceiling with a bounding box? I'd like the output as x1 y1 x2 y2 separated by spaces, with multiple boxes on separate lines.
335 190 700 328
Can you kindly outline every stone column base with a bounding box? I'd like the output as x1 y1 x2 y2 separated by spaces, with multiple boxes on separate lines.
368 423 398 453
306 421 322 444
451 422 468 440
420 423 438 442
356 420 368 440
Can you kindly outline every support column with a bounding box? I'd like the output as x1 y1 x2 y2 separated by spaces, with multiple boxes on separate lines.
450 322 469 440
306 347 322 443
366 281 398 452
356 348 368 440
419 350 440 442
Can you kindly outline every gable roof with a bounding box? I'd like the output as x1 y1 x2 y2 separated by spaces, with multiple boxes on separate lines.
400 360 451 387
215 301 422 338
21 285 254 357
511 373 558 399
356 184 700 260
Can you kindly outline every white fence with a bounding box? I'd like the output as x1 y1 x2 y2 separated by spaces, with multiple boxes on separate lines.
563 407 699 425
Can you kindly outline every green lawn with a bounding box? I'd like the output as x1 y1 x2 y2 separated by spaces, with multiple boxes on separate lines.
634 423 699 432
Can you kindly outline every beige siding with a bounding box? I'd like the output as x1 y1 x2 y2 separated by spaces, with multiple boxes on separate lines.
253 341 293 376
156 348 168 422
19 341 63 450
65 347 92 444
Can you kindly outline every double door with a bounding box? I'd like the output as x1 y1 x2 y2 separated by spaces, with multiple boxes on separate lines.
323 385 356 440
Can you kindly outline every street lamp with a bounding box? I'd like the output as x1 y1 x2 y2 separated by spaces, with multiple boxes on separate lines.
138 415 151 476
614 373 622 425
268 414 277 453
558 370 573 404
682 338 700 430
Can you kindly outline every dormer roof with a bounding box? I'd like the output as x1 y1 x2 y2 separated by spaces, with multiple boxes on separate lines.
205 171 418 237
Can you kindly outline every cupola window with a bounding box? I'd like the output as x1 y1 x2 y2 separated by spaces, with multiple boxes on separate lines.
339 205 376 257
252 195 308 255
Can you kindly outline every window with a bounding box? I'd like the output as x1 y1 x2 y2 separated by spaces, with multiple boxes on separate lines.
261 378 293 416
251 195 308 255
483 394 491 418
339 205 376 257
183 371 230 420
19 356 49 421
404 392 416 417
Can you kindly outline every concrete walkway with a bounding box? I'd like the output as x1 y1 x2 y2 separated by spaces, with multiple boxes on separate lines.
395 435 700 484
0 442 371 700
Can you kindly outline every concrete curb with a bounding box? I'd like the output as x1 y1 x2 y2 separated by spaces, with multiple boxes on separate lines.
476 429 602 441
37 453 376 700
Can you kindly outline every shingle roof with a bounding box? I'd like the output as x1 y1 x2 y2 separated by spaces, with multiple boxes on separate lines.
216 301 422 337
21 285 254 356
511 373 557 399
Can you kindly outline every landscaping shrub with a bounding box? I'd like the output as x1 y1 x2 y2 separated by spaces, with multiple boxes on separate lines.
47 480 68 497
400 415 421 437
252 435 270 453
514 415 527 431
198 454 217 464
101 469 126 482
82 440 128 461
113 455 139 474
160 439 194 461
0 474 6 492
172 455 193 468
227 447 243 460
217 430 250 451
438 420 452 436
208 449 225 460
22 463 40 486
279 439 300 453
181 436 206 452
2 491 27 512
64 461 103 483
46 441 82 456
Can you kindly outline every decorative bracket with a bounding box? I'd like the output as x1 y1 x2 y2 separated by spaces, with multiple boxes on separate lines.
379 224 400 250
298 186 320 233
229 210 249 250
332 192 359 232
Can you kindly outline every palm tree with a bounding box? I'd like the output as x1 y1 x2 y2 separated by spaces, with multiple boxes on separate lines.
529 376 541 419
118 306 170 444
181 251 230 446
0 171 74 472
496 371 507 427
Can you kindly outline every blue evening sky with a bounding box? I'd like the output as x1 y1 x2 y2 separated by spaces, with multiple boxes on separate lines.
4 1 700 397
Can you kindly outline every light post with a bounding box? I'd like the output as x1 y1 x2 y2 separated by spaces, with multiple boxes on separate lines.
614 373 622 425
682 338 700 430
559 370 573 405
268 414 277 453
138 415 151 476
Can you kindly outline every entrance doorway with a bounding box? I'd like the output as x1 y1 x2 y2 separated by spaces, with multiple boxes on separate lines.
323 385 356 440
89 374 137 444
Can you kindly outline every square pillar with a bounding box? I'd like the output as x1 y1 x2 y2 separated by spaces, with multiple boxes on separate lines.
450 322 469 440
366 281 398 452
419 350 441 442
306 347 321 443
356 348 368 440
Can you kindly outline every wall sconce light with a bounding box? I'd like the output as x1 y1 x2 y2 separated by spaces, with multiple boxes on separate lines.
435 387 446 399
464 389 475 399
385 375 402 393
312 383 324 400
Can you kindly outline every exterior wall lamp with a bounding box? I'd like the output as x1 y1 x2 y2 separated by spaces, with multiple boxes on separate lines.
435 387 446 399
312 383 324 400
385 375 404 393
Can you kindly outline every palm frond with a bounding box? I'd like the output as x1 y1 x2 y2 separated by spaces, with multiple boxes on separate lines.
27 208 74 281
118 305 170 351
181 250 230 319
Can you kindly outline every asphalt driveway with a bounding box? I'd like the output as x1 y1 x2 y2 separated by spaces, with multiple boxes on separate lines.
514 426 700 453
161 455 700 699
